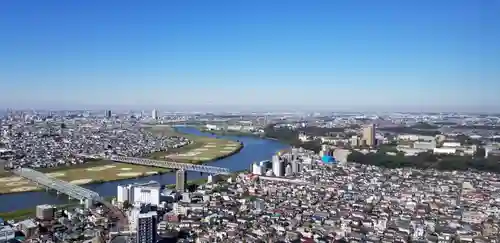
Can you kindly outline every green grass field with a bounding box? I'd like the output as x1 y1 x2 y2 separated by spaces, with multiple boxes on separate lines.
147 126 242 163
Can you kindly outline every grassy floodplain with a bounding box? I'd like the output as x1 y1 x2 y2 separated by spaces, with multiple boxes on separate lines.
0 126 242 195
146 126 243 163
0 161 168 195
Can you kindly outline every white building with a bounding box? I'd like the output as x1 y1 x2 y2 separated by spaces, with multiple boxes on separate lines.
252 163 265 175
117 181 161 206
205 124 218 130
151 109 158 120
413 141 436 150
433 147 457 154
117 185 130 204
0 226 15 243
227 125 242 131
133 185 160 206
442 142 461 148
398 134 435 142
272 155 284 177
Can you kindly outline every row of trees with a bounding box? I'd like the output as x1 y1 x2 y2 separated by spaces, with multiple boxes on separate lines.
347 151 500 173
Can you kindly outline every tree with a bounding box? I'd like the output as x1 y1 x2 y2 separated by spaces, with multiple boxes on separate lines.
122 200 132 209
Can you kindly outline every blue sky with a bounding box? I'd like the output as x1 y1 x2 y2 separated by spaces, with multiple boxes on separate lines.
0 0 499 111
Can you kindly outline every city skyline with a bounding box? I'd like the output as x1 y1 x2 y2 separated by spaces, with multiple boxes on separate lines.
1 0 499 110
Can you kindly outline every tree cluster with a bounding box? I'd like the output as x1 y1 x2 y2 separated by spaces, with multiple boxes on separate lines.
378 126 440 136
263 125 322 153
347 150 500 173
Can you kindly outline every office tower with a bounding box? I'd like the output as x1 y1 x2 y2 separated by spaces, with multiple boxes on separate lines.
105 110 112 118
272 156 284 177
176 169 187 192
137 211 157 243
151 109 158 120
362 124 376 147
291 160 300 174
117 185 130 203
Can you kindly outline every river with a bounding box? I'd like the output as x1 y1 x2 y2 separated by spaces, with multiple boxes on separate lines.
0 127 288 212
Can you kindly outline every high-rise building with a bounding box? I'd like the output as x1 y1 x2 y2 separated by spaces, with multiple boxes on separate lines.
152 109 158 120
136 211 157 243
362 124 376 147
176 169 187 192
105 110 112 118
291 160 300 174
272 155 284 177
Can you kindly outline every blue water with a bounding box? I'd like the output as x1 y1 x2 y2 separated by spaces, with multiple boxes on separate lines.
0 127 288 212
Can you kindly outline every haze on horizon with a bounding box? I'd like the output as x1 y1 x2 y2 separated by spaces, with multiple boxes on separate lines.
0 0 499 112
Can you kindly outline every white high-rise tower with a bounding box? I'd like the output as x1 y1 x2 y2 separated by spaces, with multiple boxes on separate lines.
152 109 158 120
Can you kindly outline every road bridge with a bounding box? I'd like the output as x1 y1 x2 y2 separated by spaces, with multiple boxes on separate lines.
79 154 231 175
13 168 101 201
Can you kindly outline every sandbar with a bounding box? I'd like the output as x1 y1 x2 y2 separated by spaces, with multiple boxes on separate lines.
10 186 38 192
6 181 29 187
117 172 143 177
46 172 66 178
70 179 93 185
0 177 22 183
85 166 110 172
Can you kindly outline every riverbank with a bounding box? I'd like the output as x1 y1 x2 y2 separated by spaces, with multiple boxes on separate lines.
0 127 289 212
0 171 240 221
151 126 243 163
0 163 170 195
0 127 243 196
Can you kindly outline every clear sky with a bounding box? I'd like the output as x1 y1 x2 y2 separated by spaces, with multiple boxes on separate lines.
0 0 499 111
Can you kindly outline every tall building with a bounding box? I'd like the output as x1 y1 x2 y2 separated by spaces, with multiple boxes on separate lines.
137 211 157 243
291 160 300 174
152 109 158 120
176 169 187 192
105 110 112 118
272 155 284 177
362 124 376 147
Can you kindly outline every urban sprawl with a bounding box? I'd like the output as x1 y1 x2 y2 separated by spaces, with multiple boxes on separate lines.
1 110 500 243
